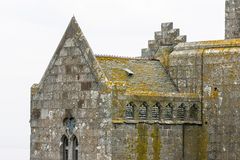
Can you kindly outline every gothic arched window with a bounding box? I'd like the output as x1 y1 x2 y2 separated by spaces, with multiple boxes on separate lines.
60 135 69 160
72 135 79 160
152 102 161 120
189 104 198 120
125 102 135 119
164 103 173 120
177 103 186 120
139 102 148 119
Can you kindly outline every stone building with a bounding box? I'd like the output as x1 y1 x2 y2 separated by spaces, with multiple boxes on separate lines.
30 0 240 159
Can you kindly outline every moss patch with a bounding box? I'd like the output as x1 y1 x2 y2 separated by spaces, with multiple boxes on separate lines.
137 123 148 160
151 124 161 160
198 125 208 160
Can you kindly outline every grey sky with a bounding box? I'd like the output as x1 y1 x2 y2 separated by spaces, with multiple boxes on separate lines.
0 0 224 159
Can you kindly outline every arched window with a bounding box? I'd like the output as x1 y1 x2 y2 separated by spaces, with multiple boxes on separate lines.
72 135 79 160
177 103 186 120
60 135 78 160
60 135 68 160
139 102 148 119
164 103 173 120
152 102 161 120
125 102 135 119
189 104 198 120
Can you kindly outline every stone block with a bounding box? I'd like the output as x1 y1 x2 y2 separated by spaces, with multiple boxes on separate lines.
161 22 173 32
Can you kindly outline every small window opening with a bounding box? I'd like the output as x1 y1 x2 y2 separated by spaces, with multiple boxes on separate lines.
139 102 148 119
189 104 198 121
125 102 135 119
177 103 186 121
152 102 161 120
72 135 78 160
60 135 68 160
164 103 173 120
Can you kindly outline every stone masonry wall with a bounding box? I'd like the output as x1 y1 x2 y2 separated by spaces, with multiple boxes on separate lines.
169 41 240 159
225 0 240 39
112 124 183 160
30 36 112 160
111 89 201 160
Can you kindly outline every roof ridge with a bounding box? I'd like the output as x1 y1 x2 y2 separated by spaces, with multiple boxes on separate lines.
95 54 156 60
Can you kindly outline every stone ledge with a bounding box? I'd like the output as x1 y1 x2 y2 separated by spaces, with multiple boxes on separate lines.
174 39 240 51
112 119 202 125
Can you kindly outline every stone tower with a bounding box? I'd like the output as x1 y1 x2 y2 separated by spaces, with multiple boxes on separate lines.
225 0 240 39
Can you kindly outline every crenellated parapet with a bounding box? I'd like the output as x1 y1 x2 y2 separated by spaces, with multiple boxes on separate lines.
142 22 187 58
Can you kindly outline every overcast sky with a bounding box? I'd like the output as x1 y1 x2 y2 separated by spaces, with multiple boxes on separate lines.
0 0 225 159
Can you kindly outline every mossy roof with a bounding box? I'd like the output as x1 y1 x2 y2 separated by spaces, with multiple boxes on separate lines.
96 56 178 93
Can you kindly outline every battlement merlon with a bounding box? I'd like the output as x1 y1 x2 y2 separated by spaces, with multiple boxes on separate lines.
141 22 187 58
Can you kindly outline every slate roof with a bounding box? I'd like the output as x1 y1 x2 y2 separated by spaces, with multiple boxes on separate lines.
96 56 178 94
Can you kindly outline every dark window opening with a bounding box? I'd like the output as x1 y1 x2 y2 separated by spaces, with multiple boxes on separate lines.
125 102 135 119
61 135 69 160
72 135 78 160
177 103 186 121
61 135 78 160
139 102 148 119
189 104 198 121
152 102 161 120
164 103 173 120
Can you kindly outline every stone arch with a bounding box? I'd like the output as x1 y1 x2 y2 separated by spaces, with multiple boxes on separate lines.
164 103 173 120
152 102 161 120
125 102 135 119
177 103 186 120
72 135 79 160
60 135 68 160
139 102 148 119
189 104 198 120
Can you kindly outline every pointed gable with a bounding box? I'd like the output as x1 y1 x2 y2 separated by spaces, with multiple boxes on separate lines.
37 17 107 91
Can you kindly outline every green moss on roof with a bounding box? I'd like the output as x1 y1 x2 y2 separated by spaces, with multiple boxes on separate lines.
96 56 177 93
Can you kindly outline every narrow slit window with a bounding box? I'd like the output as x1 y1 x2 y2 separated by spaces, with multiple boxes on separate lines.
152 102 161 120
72 135 78 160
177 103 186 121
139 102 148 119
189 104 198 121
61 135 69 160
125 102 135 119
164 103 173 120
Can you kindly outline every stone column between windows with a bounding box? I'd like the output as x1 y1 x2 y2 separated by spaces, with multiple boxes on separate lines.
68 140 73 160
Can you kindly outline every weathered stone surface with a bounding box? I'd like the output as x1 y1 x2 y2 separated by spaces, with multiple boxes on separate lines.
31 1 240 159
169 39 240 159
30 17 112 160
141 22 187 58
225 0 240 39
